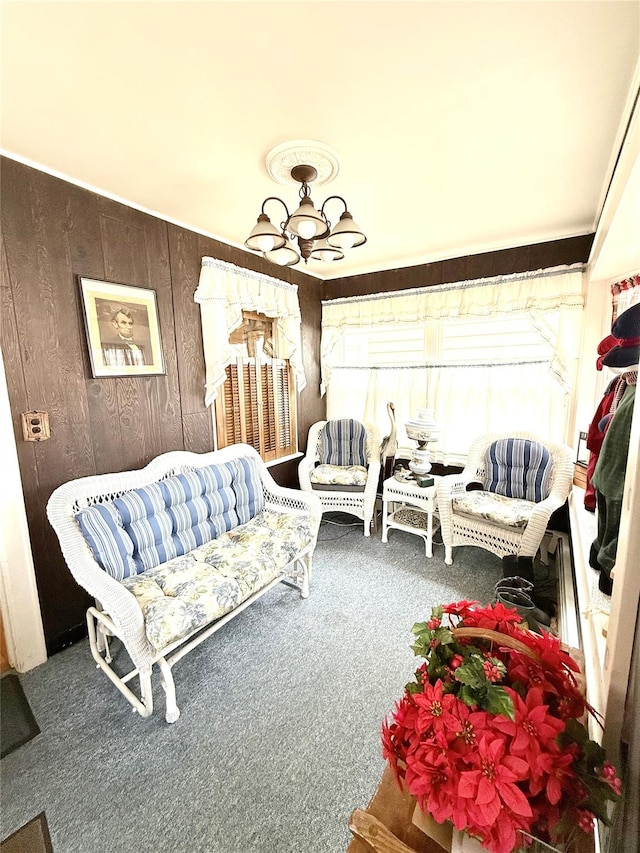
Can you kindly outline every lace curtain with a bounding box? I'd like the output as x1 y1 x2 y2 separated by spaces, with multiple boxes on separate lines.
195 257 306 405
612 273 640 322
321 267 585 464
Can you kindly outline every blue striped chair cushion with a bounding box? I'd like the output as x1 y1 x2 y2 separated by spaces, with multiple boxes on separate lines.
318 419 368 467
482 438 553 503
76 457 264 578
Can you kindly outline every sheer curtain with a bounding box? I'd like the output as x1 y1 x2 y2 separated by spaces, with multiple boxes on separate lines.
194 257 306 405
321 267 584 465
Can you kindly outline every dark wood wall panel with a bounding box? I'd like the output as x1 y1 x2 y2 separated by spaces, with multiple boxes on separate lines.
1 162 95 640
96 199 181 471
170 227 209 422
322 235 594 301
183 411 214 454
85 377 125 473
142 215 183 455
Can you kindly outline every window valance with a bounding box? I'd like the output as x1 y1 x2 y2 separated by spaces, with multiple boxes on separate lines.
195 257 306 406
321 266 584 394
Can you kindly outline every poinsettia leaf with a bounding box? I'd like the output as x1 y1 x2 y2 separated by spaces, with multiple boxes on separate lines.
434 626 454 646
563 717 588 746
454 660 485 688
583 738 607 768
411 621 429 636
484 686 515 720
458 685 479 708
583 783 617 823
487 656 507 676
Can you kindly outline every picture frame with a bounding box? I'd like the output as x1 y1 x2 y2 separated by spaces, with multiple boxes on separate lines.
78 277 165 378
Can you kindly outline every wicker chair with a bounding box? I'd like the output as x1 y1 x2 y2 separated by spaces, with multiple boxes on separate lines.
298 419 381 536
436 432 574 565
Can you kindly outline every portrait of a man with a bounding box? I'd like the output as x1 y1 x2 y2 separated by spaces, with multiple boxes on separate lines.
79 277 165 377
99 304 150 368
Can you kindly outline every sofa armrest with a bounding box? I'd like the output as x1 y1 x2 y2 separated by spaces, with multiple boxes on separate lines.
46 488 153 671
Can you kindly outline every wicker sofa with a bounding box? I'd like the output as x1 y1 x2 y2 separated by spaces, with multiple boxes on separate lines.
47 444 322 723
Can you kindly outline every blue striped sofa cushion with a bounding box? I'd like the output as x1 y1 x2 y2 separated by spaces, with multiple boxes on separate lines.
483 438 553 503
76 502 136 581
318 419 368 467
75 457 265 579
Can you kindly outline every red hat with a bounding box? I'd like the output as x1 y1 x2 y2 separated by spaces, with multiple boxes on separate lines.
596 334 620 371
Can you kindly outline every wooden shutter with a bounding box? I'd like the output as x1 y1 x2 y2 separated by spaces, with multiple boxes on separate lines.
274 359 296 457
215 357 296 459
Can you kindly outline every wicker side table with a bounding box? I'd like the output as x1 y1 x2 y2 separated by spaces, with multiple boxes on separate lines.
381 475 441 558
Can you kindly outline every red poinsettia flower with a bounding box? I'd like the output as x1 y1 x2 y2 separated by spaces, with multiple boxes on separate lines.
413 679 458 743
531 745 577 804
450 701 491 756
492 687 566 767
464 601 524 632
471 811 531 853
443 599 479 618
457 733 533 826
405 744 459 825
381 717 403 784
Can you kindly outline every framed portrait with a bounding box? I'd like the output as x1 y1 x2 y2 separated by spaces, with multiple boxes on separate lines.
78 277 165 378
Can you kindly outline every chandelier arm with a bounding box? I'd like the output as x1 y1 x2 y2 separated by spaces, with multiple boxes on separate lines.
319 195 348 217
261 196 291 220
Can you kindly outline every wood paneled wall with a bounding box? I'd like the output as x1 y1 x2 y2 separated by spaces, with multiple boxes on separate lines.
322 234 594 300
0 157 321 651
0 156 593 652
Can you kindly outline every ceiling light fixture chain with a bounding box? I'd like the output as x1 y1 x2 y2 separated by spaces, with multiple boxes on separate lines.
244 146 366 267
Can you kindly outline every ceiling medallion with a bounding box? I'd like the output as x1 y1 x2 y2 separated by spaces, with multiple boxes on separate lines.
266 140 340 187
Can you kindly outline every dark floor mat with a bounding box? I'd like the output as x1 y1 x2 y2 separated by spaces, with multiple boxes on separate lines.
1 673 40 759
1 813 53 853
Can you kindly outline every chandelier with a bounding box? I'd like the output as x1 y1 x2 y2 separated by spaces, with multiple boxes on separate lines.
244 161 367 267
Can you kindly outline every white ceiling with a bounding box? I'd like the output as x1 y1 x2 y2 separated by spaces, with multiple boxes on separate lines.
1 1 639 281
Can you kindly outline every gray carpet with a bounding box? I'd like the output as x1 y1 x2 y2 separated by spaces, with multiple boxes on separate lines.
0 521 501 853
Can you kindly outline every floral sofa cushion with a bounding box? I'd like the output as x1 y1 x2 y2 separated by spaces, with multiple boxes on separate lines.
452 490 536 529
122 510 314 650
309 464 368 488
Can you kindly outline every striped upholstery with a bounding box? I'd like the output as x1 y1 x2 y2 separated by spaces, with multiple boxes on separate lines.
76 502 136 581
222 454 264 523
76 457 264 579
317 419 368 467
483 438 553 503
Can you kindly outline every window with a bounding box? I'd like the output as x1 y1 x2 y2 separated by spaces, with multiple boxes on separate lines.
322 269 584 459
214 312 297 461
439 313 554 365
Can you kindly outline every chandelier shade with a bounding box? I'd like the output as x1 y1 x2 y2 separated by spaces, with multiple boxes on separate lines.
310 238 344 262
264 239 300 267
244 213 287 253
327 211 367 250
287 196 329 240
244 150 366 267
